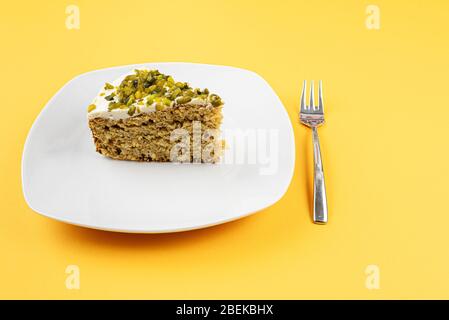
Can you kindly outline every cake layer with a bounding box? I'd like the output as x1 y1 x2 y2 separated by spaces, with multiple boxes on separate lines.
89 104 223 162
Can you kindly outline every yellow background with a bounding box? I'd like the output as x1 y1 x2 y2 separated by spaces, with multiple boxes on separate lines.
1 0 449 299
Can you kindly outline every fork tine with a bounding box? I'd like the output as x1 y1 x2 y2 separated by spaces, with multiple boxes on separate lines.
318 80 324 111
300 80 307 111
309 80 315 110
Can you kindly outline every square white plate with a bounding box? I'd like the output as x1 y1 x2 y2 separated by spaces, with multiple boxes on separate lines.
22 63 295 233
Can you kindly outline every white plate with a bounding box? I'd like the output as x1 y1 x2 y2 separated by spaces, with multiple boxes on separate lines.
22 63 295 233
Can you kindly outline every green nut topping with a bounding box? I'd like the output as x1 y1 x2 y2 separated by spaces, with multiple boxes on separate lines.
96 69 223 115
162 97 171 106
108 102 121 111
128 105 136 116
126 94 135 106
147 84 157 92
176 96 192 104
87 104 96 112
183 89 194 97
104 83 114 90
209 94 223 107
104 93 115 101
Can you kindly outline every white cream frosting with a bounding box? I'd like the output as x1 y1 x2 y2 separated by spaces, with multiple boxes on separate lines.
87 69 211 120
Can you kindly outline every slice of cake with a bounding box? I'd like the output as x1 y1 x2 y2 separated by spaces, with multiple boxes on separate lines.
87 69 224 163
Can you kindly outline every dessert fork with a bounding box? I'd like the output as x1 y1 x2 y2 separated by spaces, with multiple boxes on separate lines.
300 80 328 224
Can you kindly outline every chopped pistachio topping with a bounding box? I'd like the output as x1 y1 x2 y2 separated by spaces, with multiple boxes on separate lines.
104 93 115 101
155 104 165 111
115 69 222 107
104 83 114 90
108 102 122 111
209 94 222 107
176 96 192 104
87 104 96 112
91 69 223 116
128 105 136 116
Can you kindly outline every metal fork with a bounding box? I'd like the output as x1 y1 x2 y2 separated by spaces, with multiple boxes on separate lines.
300 80 328 224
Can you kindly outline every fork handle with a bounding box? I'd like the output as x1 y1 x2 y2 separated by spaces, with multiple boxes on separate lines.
312 127 328 224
